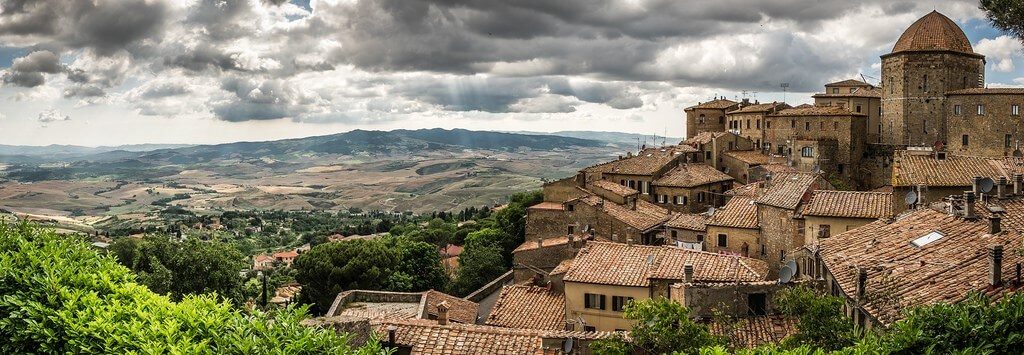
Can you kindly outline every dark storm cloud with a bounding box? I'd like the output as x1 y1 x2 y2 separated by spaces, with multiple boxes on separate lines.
2 50 62 87
0 0 168 55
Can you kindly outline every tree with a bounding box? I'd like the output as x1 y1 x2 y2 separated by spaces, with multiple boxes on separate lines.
0 223 388 354
110 235 247 303
981 0 1024 42
293 236 447 313
773 286 856 351
621 297 726 354
449 243 506 296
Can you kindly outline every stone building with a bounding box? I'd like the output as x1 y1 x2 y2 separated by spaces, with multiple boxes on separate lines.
512 235 591 283
812 79 882 144
685 98 740 138
704 195 761 257
651 163 734 213
890 150 1024 214
664 213 709 249
685 131 754 170
879 11 986 148
721 150 781 183
564 194 670 245
754 173 829 276
801 190 893 245
582 145 696 201
726 102 790 149
763 106 867 188
946 88 1024 157
525 201 573 242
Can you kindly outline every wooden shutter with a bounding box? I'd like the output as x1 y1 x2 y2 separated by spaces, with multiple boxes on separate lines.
600 295 607 310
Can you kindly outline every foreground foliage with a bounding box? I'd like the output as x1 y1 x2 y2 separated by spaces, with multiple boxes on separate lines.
110 234 248 304
981 0 1024 43
773 286 856 351
0 223 386 354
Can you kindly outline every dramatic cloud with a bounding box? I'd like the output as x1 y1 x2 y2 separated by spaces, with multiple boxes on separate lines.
976 35 1024 73
2 50 62 87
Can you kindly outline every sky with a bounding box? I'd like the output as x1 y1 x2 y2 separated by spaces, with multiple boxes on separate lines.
0 0 1022 147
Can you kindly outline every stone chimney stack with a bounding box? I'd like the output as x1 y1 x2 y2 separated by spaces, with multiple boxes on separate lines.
629 197 637 210
436 301 450 326
684 264 694 283
387 325 397 347
856 268 868 300
1016 174 1023 195
964 191 977 219
973 176 983 196
998 177 1008 199
990 216 1002 234
990 245 1004 287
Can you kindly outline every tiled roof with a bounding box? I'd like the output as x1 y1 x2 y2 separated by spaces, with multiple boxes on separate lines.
653 164 734 188
423 290 479 324
550 259 574 275
513 236 571 253
686 131 731 146
891 151 1012 187
756 173 821 210
725 182 764 197
707 316 798 349
802 190 893 219
372 319 620 355
760 164 798 174
723 150 773 165
819 208 1023 326
825 79 872 87
665 213 709 231
686 98 739 110
769 106 866 117
590 179 639 197
563 242 769 286
707 196 759 229
812 87 882 98
892 11 975 55
577 195 670 232
583 146 689 176
728 102 789 114
485 285 566 330
528 201 564 211
947 88 1024 95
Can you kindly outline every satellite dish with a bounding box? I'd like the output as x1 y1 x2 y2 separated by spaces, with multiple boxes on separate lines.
905 190 919 206
563 338 575 353
706 207 716 215
779 265 794 283
1014 149 1023 158
785 260 797 274
979 177 995 193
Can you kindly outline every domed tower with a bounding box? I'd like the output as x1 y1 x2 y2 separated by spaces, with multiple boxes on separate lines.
880 11 985 147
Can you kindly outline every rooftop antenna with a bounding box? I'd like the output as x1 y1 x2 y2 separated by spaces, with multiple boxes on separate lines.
780 83 790 103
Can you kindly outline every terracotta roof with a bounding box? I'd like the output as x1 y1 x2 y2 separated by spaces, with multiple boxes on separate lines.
513 236 571 253
563 242 768 286
892 11 975 55
760 164 798 174
440 244 464 257
769 106 866 117
528 201 564 211
728 102 789 114
825 79 872 87
576 195 670 232
327 290 478 324
485 285 566 330
725 182 764 197
946 88 1024 95
653 164 734 188
686 98 739 110
373 319 620 355
665 213 709 231
423 290 480 324
756 173 821 210
583 146 689 176
707 196 759 229
686 131 731 146
802 190 893 219
590 179 639 197
550 259 574 275
819 208 1022 325
723 150 773 165
708 316 798 349
273 250 299 258
812 87 882 99
891 151 1013 187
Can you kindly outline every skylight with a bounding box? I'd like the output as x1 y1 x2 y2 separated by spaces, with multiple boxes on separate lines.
911 231 944 247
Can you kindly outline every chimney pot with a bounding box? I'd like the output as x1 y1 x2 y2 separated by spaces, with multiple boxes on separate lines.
436 301 450 326
856 268 868 300
990 245 1004 287
1015 174 1023 195
684 264 694 283
998 177 1008 199
990 216 1002 234
973 176 983 195
387 325 397 347
964 191 977 219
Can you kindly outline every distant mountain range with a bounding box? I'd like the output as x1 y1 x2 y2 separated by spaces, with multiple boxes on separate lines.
510 130 682 146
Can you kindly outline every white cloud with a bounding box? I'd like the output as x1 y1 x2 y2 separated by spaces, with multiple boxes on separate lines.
975 35 1024 73
37 109 70 123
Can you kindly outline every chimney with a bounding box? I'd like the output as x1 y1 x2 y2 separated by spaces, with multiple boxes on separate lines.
998 177 1008 199
436 301 450 326
684 264 694 283
1016 174 1023 195
973 176 983 196
989 245 1004 287
964 191 977 219
568 234 575 245
629 197 637 210
387 325 397 347
626 237 634 246
856 268 868 300
537 237 543 248
990 216 1002 234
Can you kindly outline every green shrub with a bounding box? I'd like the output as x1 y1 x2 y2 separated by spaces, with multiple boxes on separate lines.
0 223 386 354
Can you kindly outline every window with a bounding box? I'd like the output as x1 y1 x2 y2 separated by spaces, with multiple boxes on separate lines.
756 119 761 129
698 114 706 124
645 182 652 195
697 234 704 242
963 134 969 147
855 105 862 113
671 230 678 238
760 244 766 256
674 196 684 205
719 116 725 124
922 75 928 92
567 204 574 212
612 296 634 312
889 77 894 94
801 146 813 157
620 179 625 186
837 164 844 174
780 250 786 261
790 119 796 128
978 105 985 115
567 226 575 235
766 121 771 129
717 234 727 247
804 122 810 131
832 88 839 94
628 180 636 189
584 293 606 310
747 293 767 316
954 105 961 115
1007 134 1013 149
923 120 928 133
584 325 596 332
746 119 751 129
833 121 838 130
819 224 831 238
1014 105 1020 116
705 151 712 160
697 192 705 203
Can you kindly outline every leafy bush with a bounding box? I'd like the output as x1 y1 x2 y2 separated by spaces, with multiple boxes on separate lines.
773 286 856 351
620 297 726 354
0 223 385 354
109 235 248 303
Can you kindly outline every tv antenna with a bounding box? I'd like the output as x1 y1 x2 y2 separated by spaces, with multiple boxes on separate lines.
780 83 790 102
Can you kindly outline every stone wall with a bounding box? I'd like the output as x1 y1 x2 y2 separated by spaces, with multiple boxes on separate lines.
672 282 784 318
525 208 572 241
815 96 882 144
542 176 586 202
721 154 755 183
757 204 802 277
704 225 760 258
686 107 731 138
650 182 731 213
763 114 867 188
946 93 1024 157
512 239 584 283
564 199 645 244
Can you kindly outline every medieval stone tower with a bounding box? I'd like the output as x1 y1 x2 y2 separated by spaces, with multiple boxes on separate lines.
880 11 986 147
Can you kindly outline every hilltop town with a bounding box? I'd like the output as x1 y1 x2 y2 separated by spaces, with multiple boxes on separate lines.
297 11 1024 353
